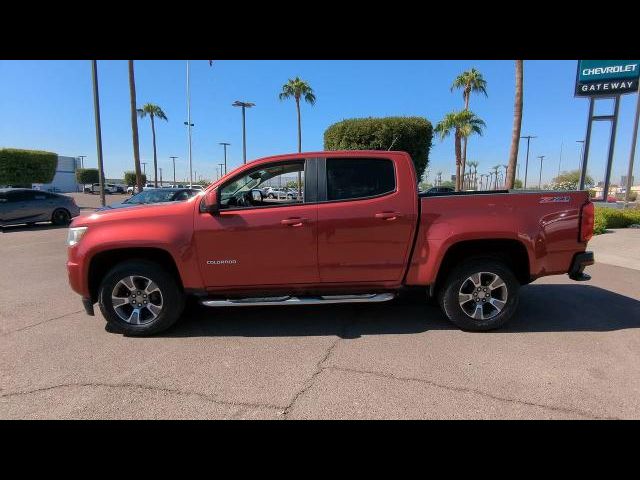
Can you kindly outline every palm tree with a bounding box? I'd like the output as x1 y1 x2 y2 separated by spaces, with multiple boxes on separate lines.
502 164 509 188
435 110 486 191
506 61 523 189
467 160 479 190
137 103 168 187
128 61 143 193
451 69 488 182
279 77 316 198
492 165 501 189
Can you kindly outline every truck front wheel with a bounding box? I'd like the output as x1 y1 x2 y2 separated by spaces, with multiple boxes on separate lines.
439 258 519 331
98 260 185 336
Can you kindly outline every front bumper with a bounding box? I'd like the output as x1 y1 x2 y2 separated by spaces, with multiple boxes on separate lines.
568 251 594 281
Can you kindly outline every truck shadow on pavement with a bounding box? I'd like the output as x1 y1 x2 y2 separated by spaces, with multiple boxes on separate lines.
164 284 640 338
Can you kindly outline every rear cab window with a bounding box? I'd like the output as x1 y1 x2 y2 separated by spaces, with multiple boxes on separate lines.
325 157 395 201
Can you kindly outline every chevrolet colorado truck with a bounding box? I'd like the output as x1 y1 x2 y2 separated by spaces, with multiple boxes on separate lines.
67 151 595 336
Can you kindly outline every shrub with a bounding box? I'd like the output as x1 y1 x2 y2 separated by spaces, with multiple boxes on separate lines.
76 168 99 185
593 205 640 234
323 116 433 181
0 148 57 186
124 171 147 186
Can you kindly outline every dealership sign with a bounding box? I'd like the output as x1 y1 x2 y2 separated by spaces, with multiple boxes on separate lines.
575 60 639 97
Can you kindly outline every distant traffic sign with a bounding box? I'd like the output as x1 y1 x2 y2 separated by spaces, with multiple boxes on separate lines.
575 60 639 97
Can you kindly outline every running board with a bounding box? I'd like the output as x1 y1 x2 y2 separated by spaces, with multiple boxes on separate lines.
200 293 395 307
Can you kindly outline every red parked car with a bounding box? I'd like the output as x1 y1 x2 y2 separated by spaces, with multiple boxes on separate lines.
67 151 595 336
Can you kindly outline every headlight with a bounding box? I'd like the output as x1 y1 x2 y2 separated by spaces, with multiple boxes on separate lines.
67 227 88 246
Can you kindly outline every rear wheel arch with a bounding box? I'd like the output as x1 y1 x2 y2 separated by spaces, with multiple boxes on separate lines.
431 239 531 297
88 247 183 302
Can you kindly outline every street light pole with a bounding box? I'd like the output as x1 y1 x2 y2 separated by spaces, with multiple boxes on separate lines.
90 60 106 208
78 155 86 169
159 167 163 187
185 60 194 187
538 155 545 189
232 101 255 164
219 142 230 175
520 135 537 189
170 156 178 185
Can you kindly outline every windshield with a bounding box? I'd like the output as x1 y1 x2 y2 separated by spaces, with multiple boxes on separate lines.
125 189 179 204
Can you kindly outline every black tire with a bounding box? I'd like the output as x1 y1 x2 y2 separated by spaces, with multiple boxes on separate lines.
98 260 185 336
51 208 71 225
439 258 519 331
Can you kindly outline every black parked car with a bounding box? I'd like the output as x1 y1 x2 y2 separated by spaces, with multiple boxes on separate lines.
0 188 81 227
96 187 199 211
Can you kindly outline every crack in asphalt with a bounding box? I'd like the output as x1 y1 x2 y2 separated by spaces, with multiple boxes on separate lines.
1 309 84 337
280 309 358 417
324 365 617 420
0 382 285 415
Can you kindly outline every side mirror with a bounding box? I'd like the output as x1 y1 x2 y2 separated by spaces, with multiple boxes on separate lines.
203 188 220 215
251 189 263 202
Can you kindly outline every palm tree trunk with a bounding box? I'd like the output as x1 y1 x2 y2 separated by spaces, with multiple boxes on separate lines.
506 60 523 189
455 133 462 191
128 61 143 193
461 89 470 187
296 97 302 198
151 114 158 187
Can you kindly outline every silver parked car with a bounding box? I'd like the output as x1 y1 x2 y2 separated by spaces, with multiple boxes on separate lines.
0 188 81 227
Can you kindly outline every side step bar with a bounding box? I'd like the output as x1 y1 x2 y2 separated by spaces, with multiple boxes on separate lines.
200 293 395 307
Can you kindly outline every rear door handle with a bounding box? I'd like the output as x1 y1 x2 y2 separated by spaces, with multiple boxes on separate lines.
281 217 306 227
375 212 402 220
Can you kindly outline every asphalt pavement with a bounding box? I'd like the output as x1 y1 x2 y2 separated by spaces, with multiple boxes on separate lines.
1 208 639 419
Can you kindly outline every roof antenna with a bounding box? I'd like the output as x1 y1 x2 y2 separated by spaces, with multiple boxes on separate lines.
388 134 400 151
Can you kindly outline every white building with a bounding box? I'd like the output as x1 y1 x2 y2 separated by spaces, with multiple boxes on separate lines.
32 156 79 193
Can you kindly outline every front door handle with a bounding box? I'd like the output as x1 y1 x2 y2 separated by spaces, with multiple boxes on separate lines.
375 212 402 221
281 217 306 227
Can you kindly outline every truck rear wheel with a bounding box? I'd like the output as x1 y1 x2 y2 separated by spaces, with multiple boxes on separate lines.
98 260 185 336
439 258 519 331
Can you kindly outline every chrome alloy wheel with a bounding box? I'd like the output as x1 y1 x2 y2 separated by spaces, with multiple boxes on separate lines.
458 272 508 321
111 275 163 324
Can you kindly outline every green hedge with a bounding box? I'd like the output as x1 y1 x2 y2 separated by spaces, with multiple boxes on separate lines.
124 171 147 186
594 206 640 235
323 116 433 181
0 148 57 186
76 168 99 184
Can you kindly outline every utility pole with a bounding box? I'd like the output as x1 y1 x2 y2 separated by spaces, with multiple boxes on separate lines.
141 162 147 175
558 141 563 178
159 167 163 187
232 101 255 164
90 60 106 207
185 60 194 187
520 135 537 189
538 155 545 189
78 155 86 169
576 140 585 171
219 142 230 175
218 163 224 180
170 156 178 185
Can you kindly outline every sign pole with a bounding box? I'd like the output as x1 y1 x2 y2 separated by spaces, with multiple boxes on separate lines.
602 95 621 200
579 97 595 190
624 87 640 208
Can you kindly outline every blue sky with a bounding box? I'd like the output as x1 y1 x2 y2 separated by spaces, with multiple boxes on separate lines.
0 60 638 185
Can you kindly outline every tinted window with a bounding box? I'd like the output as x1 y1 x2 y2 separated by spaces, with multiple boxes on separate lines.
6 190 31 202
326 158 395 201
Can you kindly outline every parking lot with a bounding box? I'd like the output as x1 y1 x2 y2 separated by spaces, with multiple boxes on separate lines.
1 197 640 419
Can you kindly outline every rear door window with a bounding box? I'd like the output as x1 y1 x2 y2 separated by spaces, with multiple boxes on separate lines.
326 158 395 201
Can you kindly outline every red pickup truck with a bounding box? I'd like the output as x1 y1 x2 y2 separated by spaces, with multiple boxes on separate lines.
67 151 595 336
